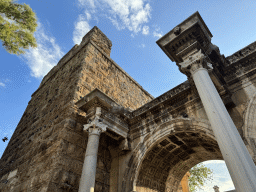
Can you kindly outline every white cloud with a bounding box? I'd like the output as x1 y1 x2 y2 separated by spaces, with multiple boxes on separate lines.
73 14 91 45
21 22 64 79
142 25 149 35
139 43 145 48
78 0 95 8
85 11 92 20
0 79 11 87
0 82 5 87
153 30 163 38
152 26 163 38
77 0 152 34
202 160 225 165
196 160 235 192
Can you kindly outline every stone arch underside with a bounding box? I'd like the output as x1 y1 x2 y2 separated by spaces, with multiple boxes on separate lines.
243 93 256 162
122 118 223 192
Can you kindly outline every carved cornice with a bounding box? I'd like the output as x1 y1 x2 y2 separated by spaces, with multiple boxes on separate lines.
224 55 256 85
76 89 129 139
76 88 117 112
226 41 256 65
157 12 213 63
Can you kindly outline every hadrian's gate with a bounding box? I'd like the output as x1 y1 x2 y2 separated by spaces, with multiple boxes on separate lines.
1 11 256 192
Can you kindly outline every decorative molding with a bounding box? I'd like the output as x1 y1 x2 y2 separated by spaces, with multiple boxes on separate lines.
224 56 256 84
226 41 256 65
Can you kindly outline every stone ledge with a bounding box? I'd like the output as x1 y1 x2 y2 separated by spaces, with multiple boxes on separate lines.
226 41 256 65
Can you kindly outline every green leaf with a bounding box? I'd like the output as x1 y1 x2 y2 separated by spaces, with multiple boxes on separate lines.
0 0 37 55
188 163 213 192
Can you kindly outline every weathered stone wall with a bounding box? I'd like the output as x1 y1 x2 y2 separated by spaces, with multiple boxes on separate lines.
122 118 222 192
0 27 153 192
73 29 153 110
225 42 256 162
0 36 86 191
1 21 256 192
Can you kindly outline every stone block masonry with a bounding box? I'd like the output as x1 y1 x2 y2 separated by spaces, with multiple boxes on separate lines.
0 26 153 192
1 12 256 192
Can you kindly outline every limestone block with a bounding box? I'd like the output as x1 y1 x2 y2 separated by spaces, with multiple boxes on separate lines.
0 173 9 181
7 169 17 180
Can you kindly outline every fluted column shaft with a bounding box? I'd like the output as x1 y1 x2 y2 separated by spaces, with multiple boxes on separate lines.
179 50 256 192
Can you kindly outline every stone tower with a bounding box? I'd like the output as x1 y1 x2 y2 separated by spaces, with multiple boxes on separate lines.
0 26 153 191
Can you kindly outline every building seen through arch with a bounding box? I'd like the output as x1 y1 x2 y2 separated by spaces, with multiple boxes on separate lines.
1 11 256 192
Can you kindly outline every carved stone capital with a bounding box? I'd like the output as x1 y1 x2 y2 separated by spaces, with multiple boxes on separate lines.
83 107 107 135
179 50 213 75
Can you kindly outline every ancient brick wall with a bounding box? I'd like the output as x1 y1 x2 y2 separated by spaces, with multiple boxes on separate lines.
0 27 153 192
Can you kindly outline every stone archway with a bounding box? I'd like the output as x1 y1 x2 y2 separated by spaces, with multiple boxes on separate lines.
243 93 256 162
122 118 223 192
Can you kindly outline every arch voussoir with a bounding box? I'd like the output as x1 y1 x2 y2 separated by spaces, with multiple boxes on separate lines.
243 93 256 163
122 118 221 192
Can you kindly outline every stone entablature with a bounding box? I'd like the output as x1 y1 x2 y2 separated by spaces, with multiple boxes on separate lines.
226 41 256 65
76 88 130 139
156 11 212 63
224 51 256 85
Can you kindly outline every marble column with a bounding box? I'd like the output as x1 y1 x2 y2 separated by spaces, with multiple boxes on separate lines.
78 107 107 192
179 50 256 192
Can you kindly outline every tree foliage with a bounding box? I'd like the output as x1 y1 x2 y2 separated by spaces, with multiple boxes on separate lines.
0 0 37 55
189 163 213 192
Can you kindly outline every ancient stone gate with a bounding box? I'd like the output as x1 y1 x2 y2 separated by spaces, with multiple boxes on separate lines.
1 11 256 192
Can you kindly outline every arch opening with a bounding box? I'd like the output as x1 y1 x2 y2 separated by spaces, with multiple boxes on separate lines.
135 131 223 192
177 160 235 192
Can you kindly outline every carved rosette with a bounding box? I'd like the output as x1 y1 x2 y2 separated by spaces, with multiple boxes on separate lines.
179 50 213 76
83 107 107 135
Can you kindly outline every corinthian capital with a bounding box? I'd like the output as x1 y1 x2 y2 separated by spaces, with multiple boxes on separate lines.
179 50 213 75
83 107 107 135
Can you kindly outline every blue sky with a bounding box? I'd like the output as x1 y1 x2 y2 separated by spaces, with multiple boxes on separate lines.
1 0 256 191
